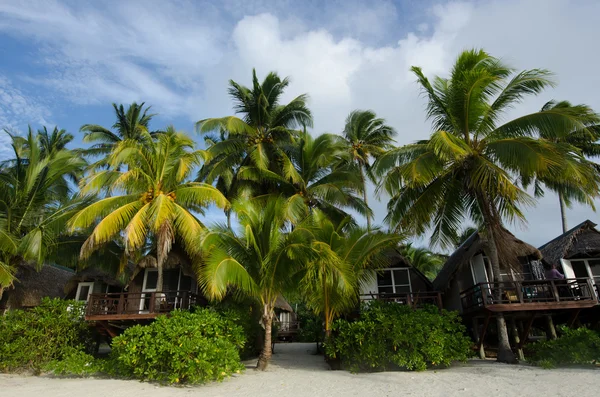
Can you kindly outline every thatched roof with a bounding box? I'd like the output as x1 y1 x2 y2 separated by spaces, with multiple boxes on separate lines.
275 295 293 312
130 248 194 283
64 265 132 295
539 220 600 267
433 227 540 290
1 264 74 309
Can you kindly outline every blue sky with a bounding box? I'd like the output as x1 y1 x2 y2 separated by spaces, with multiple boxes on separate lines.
1 0 600 247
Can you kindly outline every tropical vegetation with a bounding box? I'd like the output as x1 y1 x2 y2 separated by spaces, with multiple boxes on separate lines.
0 48 599 375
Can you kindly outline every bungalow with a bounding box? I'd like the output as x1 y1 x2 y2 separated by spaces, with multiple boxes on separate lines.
360 249 442 309
0 263 74 311
539 220 600 292
434 227 598 358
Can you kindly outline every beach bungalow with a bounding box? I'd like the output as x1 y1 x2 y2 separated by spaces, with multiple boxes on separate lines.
360 249 442 309
274 296 299 341
539 220 600 293
434 227 598 357
0 263 74 311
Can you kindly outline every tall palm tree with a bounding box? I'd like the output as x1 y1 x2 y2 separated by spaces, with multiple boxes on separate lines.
375 49 600 363
0 128 87 298
38 126 74 156
238 130 371 225
341 110 396 230
197 69 313 198
80 102 156 161
301 213 401 337
533 100 600 232
68 128 229 291
199 197 317 370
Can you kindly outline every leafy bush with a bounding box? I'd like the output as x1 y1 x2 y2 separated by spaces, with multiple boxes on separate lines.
110 309 245 384
294 302 324 343
44 348 102 376
208 298 263 359
528 326 600 368
0 298 95 373
325 301 472 372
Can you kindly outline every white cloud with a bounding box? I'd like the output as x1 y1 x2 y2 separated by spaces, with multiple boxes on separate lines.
1 0 599 246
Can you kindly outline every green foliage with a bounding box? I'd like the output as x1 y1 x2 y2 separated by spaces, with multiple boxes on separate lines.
528 326 600 368
208 297 263 359
325 301 472 372
0 298 95 373
44 348 102 376
293 302 324 343
110 309 245 384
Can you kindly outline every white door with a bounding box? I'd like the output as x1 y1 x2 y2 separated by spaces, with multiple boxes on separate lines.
75 282 94 302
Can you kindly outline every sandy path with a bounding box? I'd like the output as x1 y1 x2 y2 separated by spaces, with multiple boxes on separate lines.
1 343 598 397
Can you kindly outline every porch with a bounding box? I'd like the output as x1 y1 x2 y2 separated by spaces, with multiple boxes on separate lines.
460 278 598 314
85 290 199 321
359 291 443 309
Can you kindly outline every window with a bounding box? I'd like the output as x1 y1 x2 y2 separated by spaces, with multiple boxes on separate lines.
377 268 411 294
143 270 158 290
75 282 93 302
570 260 589 278
589 260 600 284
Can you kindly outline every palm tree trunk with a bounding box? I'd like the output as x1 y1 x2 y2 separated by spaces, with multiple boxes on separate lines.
257 304 273 370
226 209 232 230
359 166 371 231
559 192 568 233
478 194 517 364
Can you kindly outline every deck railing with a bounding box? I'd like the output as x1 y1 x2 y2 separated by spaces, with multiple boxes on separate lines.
359 291 443 309
86 290 199 320
460 278 598 313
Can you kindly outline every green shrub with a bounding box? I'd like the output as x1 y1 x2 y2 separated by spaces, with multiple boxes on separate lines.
528 326 600 368
44 348 102 376
325 301 472 372
294 302 324 343
110 309 245 384
0 298 95 373
208 298 263 358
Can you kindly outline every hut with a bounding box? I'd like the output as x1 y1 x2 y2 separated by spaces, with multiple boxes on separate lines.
0 263 74 311
359 248 442 309
539 220 600 286
274 295 298 341
64 265 131 302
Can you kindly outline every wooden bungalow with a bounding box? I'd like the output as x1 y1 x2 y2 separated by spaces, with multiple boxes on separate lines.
359 249 442 309
274 295 299 341
0 263 74 311
434 227 598 358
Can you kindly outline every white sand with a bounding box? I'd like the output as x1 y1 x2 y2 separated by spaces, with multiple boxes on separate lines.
1 343 598 397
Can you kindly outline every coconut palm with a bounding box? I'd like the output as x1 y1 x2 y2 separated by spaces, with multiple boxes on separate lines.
238 130 371 225
80 102 156 161
68 127 229 291
301 213 401 337
38 126 74 156
532 100 600 232
398 244 444 281
375 49 600 363
341 110 396 230
196 69 312 197
0 128 87 298
199 197 317 370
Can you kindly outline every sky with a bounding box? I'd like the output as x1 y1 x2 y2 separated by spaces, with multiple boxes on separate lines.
1 0 599 249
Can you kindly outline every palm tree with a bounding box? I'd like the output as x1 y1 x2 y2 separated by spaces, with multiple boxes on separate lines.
375 49 600 363
38 126 74 156
197 69 313 197
301 213 401 337
238 130 371 225
533 100 600 232
80 102 156 161
0 128 87 298
398 244 444 281
68 128 229 291
199 197 317 370
341 110 396 230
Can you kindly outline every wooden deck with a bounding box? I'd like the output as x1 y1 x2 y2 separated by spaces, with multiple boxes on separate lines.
85 290 199 321
360 291 443 309
460 278 598 314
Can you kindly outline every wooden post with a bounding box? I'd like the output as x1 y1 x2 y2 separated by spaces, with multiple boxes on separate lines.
509 318 524 361
149 292 156 313
478 313 492 355
545 315 557 340
406 293 413 309
519 314 535 350
117 293 125 315
472 317 486 359
568 309 581 328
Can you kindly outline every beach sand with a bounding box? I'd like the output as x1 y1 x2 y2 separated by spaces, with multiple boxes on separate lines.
1 343 597 397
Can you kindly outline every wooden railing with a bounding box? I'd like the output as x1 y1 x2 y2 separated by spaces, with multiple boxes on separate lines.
86 290 199 320
275 320 300 334
360 292 443 309
460 278 598 313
